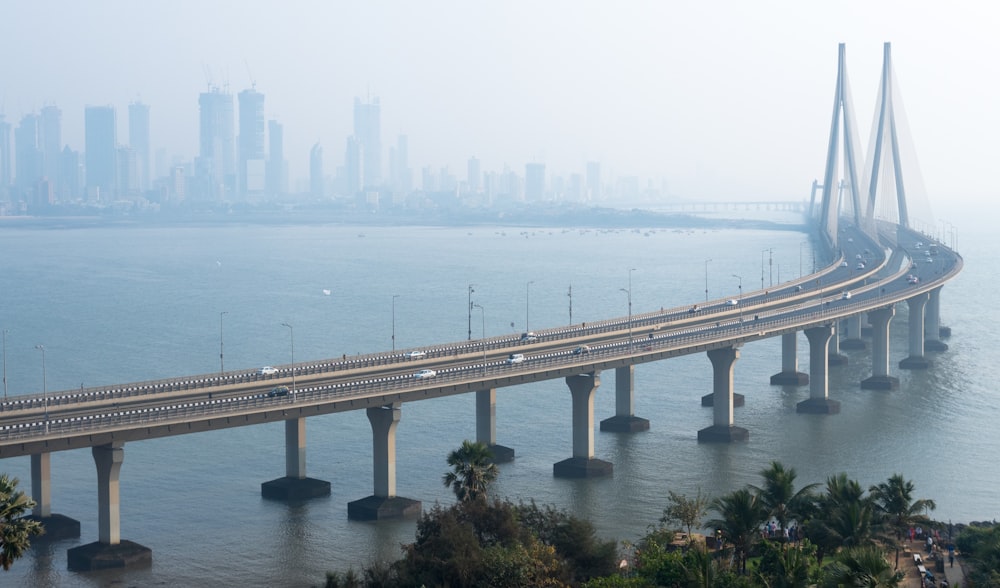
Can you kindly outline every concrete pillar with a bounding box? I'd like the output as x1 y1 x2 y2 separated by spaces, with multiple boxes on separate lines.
347 402 421 520
698 347 749 442
476 389 514 462
828 322 848 365
262 418 330 500
841 314 866 349
900 293 931 369
925 286 949 351
66 442 151 571
770 332 809 385
861 306 899 390
554 373 613 477
600 365 650 432
31 452 51 517
797 325 840 413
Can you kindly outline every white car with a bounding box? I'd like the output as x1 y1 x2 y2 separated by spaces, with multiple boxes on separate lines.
520 332 538 342
727 299 739 306
413 369 437 379
403 350 426 359
841 291 852 300
258 366 278 376
840 261 849 268
856 262 865 270
506 353 525 364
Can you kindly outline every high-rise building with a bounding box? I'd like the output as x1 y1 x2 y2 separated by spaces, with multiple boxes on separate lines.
266 119 285 195
0 115 12 195
467 156 481 194
310 142 324 198
525 163 545 201
39 106 62 189
14 114 41 198
129 102 150 192
353 96 381 188
237 88 265 196
198 89 235 199
85 105 117 200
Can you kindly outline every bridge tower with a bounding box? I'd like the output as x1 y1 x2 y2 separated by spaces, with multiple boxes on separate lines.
818 43 866 245
864 42 911 229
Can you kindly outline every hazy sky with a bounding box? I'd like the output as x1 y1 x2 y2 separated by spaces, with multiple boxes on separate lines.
3 1 997 207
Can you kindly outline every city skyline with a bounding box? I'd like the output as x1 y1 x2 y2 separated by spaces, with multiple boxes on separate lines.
1 2 996 210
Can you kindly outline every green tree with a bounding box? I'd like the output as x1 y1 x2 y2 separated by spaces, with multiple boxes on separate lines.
821 545 903 588
751 461 818 541
443 440 499 503
0 473 43 571
708 488 767 574
868 474 936 569
661 489 711 545
806 473 876 565
754 538 815 588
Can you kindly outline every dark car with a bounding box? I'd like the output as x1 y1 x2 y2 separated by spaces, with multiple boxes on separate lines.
268 385 290 397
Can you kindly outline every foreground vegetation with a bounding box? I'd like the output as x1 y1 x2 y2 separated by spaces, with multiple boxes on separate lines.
1 474 43 572
318 442 992 587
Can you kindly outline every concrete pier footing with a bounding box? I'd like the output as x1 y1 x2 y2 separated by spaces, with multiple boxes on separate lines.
25 513 81 542
67 540 152 572
701 393 744 407
697 425 749 442
347 496 422 521
261 476 331 500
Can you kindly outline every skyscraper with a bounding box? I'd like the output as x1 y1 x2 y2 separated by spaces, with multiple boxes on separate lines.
237 88 265 196
85 105 117 200
310 142 324 198
39 105 62 188
198 88 235 199
14 114 41 199
0 115 12 195
525 163 545 201
353 96 381 189
129 102 150 192
266 119 284 195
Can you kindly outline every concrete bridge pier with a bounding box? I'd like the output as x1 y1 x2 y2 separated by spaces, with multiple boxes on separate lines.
828 323 848 365
348 403 421 520
261 418 331 500
67 443 151 571
797 325 841 414
770 332 809 385
25 452 81 541
698 347 749 442
861 307 899 390
554 373 613 477
600 366 650 432
925 286 949 351
476 388 515 462
841 314 866 349
900 293 931 369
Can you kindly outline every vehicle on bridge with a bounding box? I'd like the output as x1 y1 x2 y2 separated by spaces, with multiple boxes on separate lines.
258 366 278 376
727 299 739 306
841 291 852 300
403 350 426 359
573 345 591 354
413 369 437 379
520 332 539 342
267 386 290 397
506 353 526 364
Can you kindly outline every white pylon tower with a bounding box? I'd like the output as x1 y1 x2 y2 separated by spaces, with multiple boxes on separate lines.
864 42 910 229
818 43 866 246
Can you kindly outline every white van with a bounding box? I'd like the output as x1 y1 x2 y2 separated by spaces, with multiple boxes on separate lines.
506 353 525 364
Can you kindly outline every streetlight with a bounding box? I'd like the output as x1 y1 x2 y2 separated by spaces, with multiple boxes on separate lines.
731 274 743 324
392 294 400 351
525 281 534 333
473 303 486 374
35 344 46 394
567 285 573 325
2 328 8 401
467 284 476 340
219 311 228 376
281 323 295 392
761 248 772 290
704 259 712 301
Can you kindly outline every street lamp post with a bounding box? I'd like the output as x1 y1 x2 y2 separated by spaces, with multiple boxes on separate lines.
567 285 573 325
704 259 712 301
525 281 534 333
281 323 295 392
35 344 47 431
392 294 399 351
473 303 486 374
732 274 743 324
768 248 773 287
219 311 227 376
2 328 8 401
467 284 476 340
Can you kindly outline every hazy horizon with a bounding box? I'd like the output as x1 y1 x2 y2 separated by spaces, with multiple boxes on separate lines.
3 1 997 207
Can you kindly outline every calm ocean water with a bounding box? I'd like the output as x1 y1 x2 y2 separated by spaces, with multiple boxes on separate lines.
0 211 995 587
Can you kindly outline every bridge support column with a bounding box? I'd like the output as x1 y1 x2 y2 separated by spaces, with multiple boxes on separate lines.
841 315 866 349
476 388 514 462
861 307 899 390
925 286 949 351
900 293 931 369
348 403 421 520
828 322 848 365
26 452 81 541
797 325 841 414
554 373 613 477
770 332 809 385
67 443 151 571
261 418 331 500
698 347 749 442
600 366 650 432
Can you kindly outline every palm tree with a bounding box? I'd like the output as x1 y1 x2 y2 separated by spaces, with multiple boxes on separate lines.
807 473 877 563
823 545 903 588
0 473 44 571
869 474 936 569
707 488 767 573
752 461 819 541
442 440 499 503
